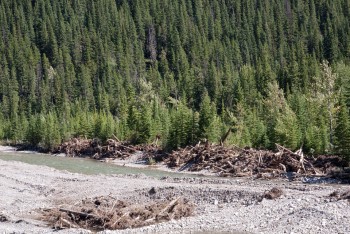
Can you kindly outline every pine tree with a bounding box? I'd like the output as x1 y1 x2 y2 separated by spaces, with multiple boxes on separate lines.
198 91 215 140
0 0 349 153
167 102 193 149
274 106 301 150
334 97 350 162
138 105 152 143
26 115 43 146
42 112 61 150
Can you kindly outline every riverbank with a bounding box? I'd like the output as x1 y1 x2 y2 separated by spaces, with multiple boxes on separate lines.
0 157 349 234
3 142 350 183
55 138 350 183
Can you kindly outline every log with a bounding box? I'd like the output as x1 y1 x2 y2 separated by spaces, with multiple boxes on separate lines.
119 145 137 152
112 134 120 142
275 144 302 158
60 217 79 228
220 127 232 146
59 208 101 220
279 163 287 172
159 197 181 214
111 212 130 228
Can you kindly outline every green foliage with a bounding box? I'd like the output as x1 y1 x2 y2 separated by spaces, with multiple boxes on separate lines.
245 110 268 148
0 0 349 153
94 111 116 143
198 91 217 140
274 107 301 150
167 103 196 149
138 106 152 143
41 112 61 150
334 97 350 161
0 113 5 140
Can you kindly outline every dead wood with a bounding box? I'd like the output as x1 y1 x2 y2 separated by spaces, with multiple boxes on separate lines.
60 217 79 228
55 138 348 180
54 138 165 162
220 127 232 145
159 197 180 215
59 208 102 220
41 195 194 231
164 143 347 179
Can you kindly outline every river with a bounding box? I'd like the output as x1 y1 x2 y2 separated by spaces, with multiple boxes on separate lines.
0 146 197 178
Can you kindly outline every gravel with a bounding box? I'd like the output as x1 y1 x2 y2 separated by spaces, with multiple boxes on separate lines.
0 159 349 234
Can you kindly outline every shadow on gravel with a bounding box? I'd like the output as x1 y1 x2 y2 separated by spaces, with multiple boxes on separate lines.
329 190 350 202
0 214 8 222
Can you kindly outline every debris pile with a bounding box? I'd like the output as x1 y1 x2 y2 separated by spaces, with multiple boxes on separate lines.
55 138 163 161
41 196 194 230
55 138 349 180
164 143 346 178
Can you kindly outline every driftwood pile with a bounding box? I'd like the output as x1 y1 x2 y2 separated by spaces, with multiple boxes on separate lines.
164 143 347 178
55 138 163 161
41 196 194 231
55 138 349 180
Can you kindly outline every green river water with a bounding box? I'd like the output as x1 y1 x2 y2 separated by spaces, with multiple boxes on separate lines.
0 149 197 178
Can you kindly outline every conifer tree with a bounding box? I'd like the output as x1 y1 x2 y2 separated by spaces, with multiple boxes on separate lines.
26 115 43 146
0 0 349 152
198 91 215 140
334 96 350 162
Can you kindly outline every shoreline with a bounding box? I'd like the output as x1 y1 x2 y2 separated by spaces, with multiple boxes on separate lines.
0 158 349 234
0 145 17 152
1 144 349 184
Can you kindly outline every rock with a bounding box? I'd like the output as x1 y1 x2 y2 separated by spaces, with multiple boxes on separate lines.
149 187 157 195
0 214 8 222
264 187 284 200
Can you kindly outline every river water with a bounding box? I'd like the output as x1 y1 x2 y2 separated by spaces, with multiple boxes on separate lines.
0 147 197 178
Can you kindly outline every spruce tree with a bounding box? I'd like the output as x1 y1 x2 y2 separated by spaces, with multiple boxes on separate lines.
334 97 350 162
198 91 215 140
0 0 349 153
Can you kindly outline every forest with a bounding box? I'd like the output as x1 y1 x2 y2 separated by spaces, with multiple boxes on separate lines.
0 0 350 161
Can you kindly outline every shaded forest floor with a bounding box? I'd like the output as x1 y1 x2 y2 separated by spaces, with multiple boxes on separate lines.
46 138 350 183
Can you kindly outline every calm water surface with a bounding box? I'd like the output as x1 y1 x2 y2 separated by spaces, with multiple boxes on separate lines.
0 149 197 178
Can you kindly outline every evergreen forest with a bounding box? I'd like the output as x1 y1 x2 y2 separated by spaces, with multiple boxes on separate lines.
1 0 350 160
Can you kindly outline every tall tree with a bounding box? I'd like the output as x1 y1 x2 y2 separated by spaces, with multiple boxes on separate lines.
334 96 350 162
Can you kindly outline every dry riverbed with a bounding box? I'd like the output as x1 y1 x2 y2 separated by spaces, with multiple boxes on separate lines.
0 157 349 234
